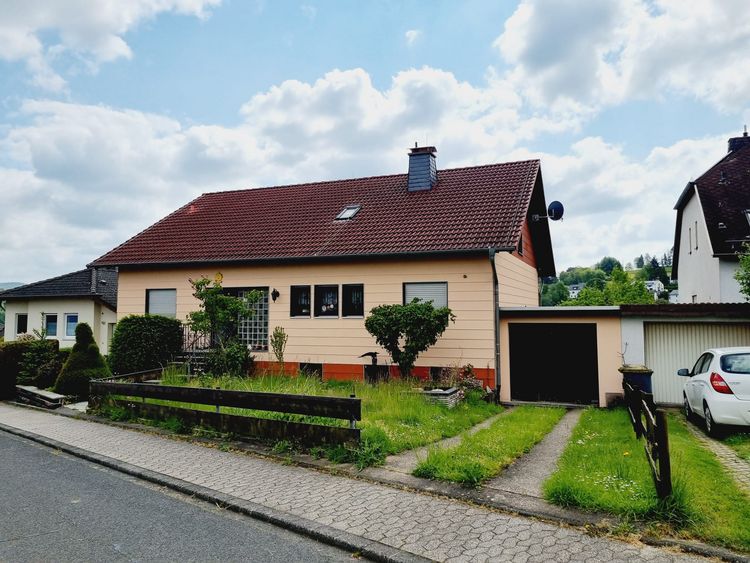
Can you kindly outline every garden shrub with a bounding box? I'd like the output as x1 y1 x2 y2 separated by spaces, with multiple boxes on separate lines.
108 315 183 374
0 341 33 399
54 323 110 398
19 337 61 389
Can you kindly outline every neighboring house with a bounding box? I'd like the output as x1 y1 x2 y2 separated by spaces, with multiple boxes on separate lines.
644 280 665 299
566 283 586 299
672 131 750 303
668 289 679 304
0 268 118 352
89 146 557 389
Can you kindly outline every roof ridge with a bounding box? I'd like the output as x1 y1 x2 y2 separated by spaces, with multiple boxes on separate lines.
200 159 542 196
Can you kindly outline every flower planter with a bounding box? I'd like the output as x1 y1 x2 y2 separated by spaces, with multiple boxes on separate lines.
419 386 462 408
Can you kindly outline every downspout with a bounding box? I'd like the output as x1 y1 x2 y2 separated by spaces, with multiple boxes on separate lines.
489 248 501 398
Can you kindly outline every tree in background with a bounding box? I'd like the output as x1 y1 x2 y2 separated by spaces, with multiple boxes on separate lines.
541 281 569 306
561 267 654 306
638 257 670 286
735 243 750 301
595 256 622 276
558 266 607 285
634 255 645 269
365 299 455 377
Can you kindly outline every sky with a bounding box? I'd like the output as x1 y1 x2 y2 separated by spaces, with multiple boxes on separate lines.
1 0 749 283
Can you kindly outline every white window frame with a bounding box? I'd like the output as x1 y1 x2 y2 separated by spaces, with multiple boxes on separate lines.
64 313 79 339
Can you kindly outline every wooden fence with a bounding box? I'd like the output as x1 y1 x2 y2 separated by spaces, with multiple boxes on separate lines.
623 381 672 498
90 374 361 447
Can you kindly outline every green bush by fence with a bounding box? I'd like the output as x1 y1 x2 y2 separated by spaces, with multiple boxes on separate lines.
108 315 183 375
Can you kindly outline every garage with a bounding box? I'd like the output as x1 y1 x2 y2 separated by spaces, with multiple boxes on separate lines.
508 322 599 405
644 321 750 404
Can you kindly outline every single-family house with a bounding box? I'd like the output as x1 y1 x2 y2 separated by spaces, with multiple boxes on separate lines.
672 131 750 303
644 279 665 299
0 268 118 352
89 146 556 389
566 283 585 299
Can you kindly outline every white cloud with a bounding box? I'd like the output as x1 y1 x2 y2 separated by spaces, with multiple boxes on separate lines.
496 0 750 113
405 29 422 46
0 0 221 91
0 67 734 281
300 4 317 20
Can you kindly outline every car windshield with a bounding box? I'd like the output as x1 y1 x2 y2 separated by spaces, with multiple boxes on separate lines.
721 353 750 374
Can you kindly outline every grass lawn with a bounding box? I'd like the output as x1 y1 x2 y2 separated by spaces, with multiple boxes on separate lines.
412 406 566 487
543 408 750 553
108 372 502 468
722 431 750 462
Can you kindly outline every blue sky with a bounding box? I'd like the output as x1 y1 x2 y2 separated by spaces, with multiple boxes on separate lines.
1 0 749 282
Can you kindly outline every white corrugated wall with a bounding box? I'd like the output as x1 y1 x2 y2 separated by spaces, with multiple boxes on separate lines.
644 322 750 404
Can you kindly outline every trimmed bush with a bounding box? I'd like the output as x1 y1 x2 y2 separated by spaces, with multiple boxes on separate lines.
54 323 110 398
108 315 183 375
0 341 33 399
19 338 61 388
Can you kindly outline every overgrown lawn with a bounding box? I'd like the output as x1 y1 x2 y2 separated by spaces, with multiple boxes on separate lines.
543 408 750 553
412 406 566 487
722 431 750 463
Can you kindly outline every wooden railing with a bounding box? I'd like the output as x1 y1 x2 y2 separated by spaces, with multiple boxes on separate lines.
90 376 361 447
623 381 672 498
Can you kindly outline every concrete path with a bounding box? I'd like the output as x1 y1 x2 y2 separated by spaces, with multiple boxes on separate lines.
685 421 750 495
383 410 511 475
0 403 706 562
485 409 583 498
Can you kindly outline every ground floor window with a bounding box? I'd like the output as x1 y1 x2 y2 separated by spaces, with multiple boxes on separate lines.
403 282 448 308
235 287 269 351
342 284 364 317
314 285 339 317
16 313 28 335
146 289 177 318
44 314 58 337
64 313 79 337
290 285 311 317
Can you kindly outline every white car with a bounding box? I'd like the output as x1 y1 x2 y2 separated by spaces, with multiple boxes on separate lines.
678 347 750 436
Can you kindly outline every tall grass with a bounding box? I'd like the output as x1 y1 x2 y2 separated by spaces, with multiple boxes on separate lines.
722 431 750 462
544 408 750 553
413 406 566 487
154 371 502 466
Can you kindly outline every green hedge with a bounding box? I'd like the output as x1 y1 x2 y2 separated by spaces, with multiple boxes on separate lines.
108 315 183 375
0 341 32 399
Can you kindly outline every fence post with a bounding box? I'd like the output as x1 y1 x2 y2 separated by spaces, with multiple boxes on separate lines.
216 386 221 414
654 410 672 498
349 394 356 430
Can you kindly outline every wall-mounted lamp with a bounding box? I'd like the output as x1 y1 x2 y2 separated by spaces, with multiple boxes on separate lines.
271 288 280 302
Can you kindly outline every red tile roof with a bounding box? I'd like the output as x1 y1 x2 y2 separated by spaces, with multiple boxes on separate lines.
92 159 553 272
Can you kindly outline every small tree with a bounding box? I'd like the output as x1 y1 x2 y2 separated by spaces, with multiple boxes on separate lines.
270 326 288 371
54 323 110 398
365 299 455 378
735 243 750 301
187 277 259 376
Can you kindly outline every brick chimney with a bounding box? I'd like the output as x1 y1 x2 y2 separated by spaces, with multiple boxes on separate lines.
408 145 437 191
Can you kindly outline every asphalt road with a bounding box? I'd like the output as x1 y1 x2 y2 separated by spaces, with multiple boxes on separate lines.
0 432 357 562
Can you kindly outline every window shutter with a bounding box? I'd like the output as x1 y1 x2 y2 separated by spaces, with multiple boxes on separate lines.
404 283 448 308
147 289 177 318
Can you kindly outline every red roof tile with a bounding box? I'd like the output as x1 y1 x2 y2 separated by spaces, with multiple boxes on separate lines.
91 160 550 269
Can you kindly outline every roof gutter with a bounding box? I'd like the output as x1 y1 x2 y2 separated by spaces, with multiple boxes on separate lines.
489 248 502 397
90 247 517 270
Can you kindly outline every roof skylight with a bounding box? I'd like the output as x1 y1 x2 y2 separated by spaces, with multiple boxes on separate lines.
336 205 361 221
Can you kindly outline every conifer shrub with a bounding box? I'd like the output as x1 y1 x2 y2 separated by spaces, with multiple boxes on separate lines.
108 315 183 375
0 341 33 399
54 323 110 398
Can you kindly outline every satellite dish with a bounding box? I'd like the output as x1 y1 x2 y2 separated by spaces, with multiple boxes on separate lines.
531 200 565 222
548 201 564 221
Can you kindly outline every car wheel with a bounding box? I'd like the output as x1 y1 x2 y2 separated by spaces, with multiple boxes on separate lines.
704 404 722 438
683 394 694 422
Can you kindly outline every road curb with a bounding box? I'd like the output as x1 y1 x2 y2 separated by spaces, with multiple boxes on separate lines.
0 422 429 563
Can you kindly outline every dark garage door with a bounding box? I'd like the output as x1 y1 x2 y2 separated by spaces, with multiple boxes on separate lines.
509 323 599 404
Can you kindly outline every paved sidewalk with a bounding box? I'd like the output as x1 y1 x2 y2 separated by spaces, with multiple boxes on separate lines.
485 409 582 498
0 403 706 562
